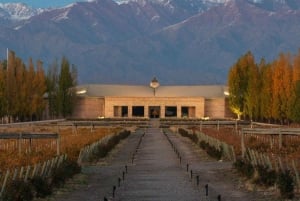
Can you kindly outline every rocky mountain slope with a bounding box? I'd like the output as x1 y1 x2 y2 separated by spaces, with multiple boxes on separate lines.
0 0 300 84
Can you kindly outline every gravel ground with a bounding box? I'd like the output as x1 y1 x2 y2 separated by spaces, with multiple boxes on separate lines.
36 120 283 201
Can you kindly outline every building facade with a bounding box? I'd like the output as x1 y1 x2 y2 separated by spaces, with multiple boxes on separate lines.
73 83 233 119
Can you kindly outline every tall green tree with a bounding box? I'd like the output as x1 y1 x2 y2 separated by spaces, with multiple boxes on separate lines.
228 51 254 119
46 60 59 118
244 54 260 120
58 57 77 117
228 64 243 119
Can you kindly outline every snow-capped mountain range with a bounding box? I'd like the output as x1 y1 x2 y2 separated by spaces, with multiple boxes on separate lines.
2 0 299 21
0 3 45 20
0 0 300 84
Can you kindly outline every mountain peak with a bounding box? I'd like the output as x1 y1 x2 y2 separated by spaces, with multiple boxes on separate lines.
0 0 299 84
0 2 44 20
246 0 300 11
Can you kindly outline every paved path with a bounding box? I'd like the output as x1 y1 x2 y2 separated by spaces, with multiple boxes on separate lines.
114 126 202 201
48 129 143 201
45 120 277 201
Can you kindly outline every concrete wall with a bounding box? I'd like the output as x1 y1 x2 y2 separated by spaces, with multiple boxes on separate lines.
104 96 205 118
204 98 226 118
73 97 105 119
224 98 235 118
72 96 231 119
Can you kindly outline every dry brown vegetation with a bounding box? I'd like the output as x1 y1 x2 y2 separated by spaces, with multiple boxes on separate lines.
0 126 120 171
200 126 300 171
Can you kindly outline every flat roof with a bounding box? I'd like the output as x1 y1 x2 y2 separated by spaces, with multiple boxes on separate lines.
76 84 228 98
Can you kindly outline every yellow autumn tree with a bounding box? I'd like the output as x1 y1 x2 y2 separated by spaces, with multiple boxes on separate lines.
290 49 300 122
0 63 7 119
259 59 273 122
31 60 46 120
4 51 47 121
26 58 36 120
6 51 18 121
271 53 292 123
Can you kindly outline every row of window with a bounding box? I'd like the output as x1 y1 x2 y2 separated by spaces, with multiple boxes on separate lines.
114 106 195 118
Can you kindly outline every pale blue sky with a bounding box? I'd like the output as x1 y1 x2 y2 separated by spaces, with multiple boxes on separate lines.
0 0 85 8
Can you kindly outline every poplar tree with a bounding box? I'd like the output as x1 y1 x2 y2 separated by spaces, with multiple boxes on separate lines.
259 59 273 122
228 50 300 123
26 58 36 120
271 53 292 123
6 51 18 121
283 54 294 122
228 63 243 119
228 51 254 119
243 53 260 121
58 57 77 117
1 51 77 121
0 63 7 119
291 50 300 122
32 60 46 120
46 60 59 118
4 51 47 121
15 58 27 121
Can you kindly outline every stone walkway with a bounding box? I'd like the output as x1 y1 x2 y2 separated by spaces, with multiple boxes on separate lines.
114 127 202 201
45 120 277 201
47 128 143 201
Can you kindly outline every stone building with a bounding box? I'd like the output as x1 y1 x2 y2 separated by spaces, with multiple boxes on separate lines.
73 79 233 119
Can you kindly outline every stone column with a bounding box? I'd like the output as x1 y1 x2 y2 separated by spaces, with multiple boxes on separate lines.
177 105 182 118
144 105 149 118
160 106 165 118
128 105 132 118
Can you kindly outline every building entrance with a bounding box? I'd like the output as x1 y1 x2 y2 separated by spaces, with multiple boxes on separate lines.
149 106 160 118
